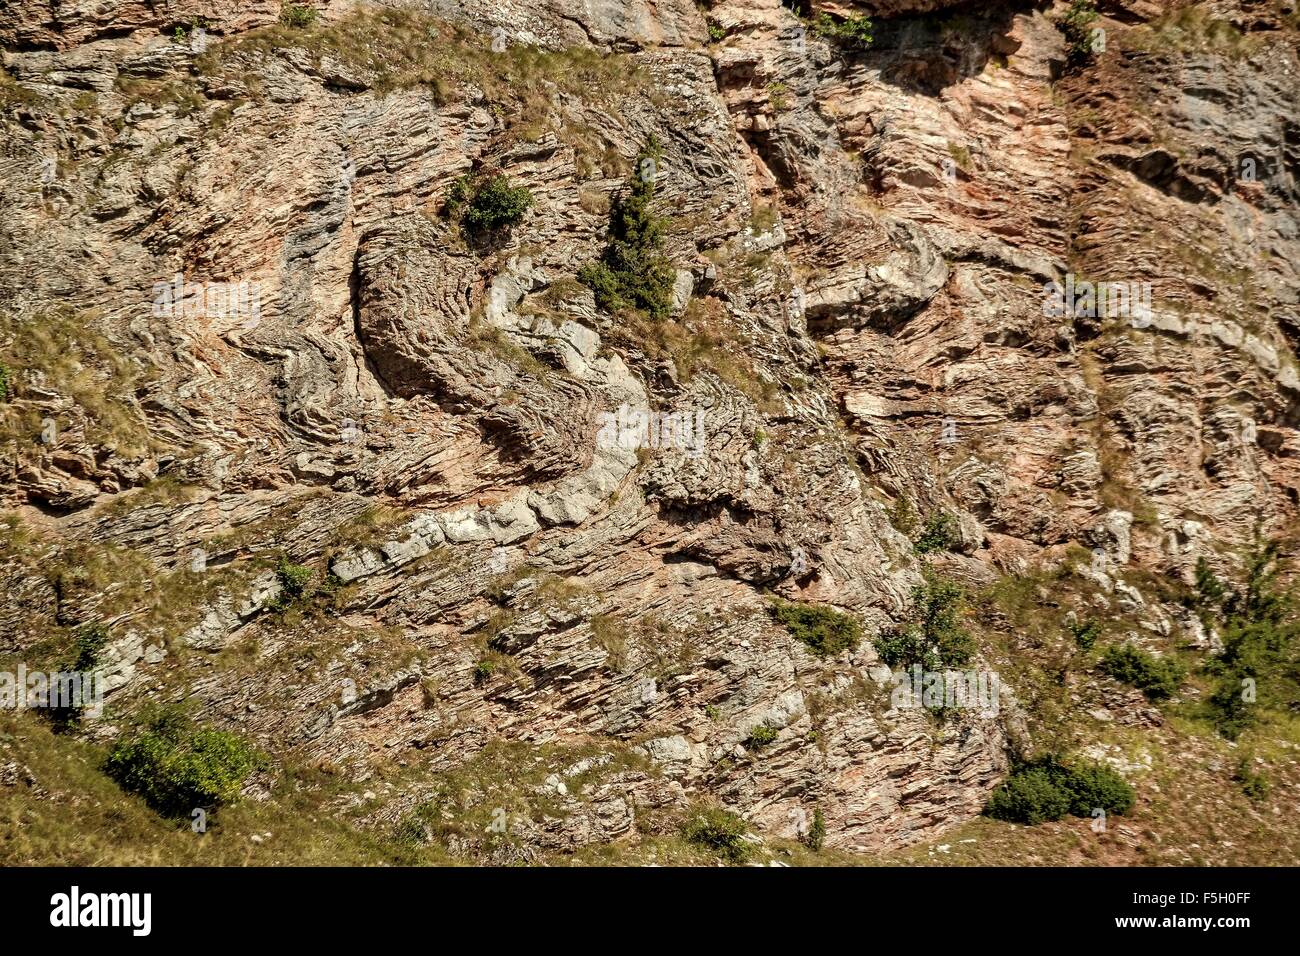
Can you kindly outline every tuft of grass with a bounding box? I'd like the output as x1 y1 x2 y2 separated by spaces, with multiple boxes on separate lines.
771 599 861 658
682 805 751 863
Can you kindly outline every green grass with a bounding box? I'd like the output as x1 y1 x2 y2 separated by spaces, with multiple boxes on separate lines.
0 308 158 457
771 599 861 658
681 805 751 863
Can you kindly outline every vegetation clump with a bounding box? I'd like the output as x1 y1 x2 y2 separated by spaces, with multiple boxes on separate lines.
446 173 534 235
1100 643 1183 700
274 558 315 607
805 807 826 851
874 571 974 670
1057 0 1100 65
812 13 874 48
578 138 676 319
105 706 262 817
914 511 959 554
743 722 779 751
1196 542 1300 739
280 4 318 28
1069 618 1102 651
985 755 1134 825
682 805 751 863
771 599 861 657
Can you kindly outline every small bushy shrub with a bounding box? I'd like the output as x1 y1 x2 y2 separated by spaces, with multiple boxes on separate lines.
280 4 318 28
682 806 751 862
985 756 1134 824
1235 757 1270 803
1058 0 1100 64
1201 541 1300 739
1100 643 1182 699
984 766 1071 825
743 722 778 751
1069 618 1102 651
812 13 873 48
447 174 534 233
275 558 315 606
106 707 262 816
806 808 826 851
1060 758 1136 817
772 599 861 657
914 511 959 554
72 622 108 670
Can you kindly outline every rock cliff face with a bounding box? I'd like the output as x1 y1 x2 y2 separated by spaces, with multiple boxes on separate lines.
1 0 1297 863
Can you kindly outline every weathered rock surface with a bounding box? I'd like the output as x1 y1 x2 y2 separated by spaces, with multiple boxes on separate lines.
1 0 1297 859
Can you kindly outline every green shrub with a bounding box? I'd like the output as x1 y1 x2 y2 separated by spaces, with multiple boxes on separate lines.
275 558 315 605
1060 758 1136 816
48 622 109 728
72 622 109 670
447 173 534 234
105 707 262 816
280 4 318 28
1200 541 1300 738
985 756 1134 824
578 137 676 318
1100 643 1182 700
772 599 861 657
914 511 959 554
1194 556 1227 615
743 722 779 751
1069 618 1102 651
473 659 496 684
1058 0 1099 64
1235 757 1270 803
812 13 873 48
984 766 1071 824
874 571 974 670
806 808 826 851
682 806 751 863
0 361 9 401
